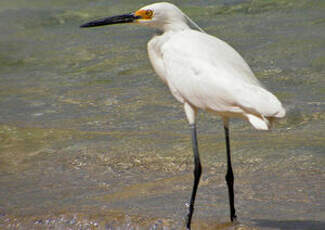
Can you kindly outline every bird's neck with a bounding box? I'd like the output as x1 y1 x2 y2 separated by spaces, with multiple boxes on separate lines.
161 20 190 33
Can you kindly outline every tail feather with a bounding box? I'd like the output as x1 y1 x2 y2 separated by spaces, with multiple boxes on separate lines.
236 83 286 119
274 106 286 118
246 114 270 130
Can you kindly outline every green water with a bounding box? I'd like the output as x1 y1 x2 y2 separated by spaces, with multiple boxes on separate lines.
0 0 324 229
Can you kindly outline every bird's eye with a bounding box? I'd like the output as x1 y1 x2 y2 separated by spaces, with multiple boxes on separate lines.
145 9 153 17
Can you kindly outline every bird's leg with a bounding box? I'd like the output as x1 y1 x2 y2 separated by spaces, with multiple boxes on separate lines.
186 123 202 230
224 125 237 222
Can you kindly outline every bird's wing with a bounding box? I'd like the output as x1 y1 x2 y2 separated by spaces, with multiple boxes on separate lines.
165 30 261 86
160 30 285 118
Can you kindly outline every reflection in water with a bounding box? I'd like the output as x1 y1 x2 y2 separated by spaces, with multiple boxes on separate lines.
0 0 324 229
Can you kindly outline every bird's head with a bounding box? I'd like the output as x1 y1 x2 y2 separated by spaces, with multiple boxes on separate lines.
80 2 189 32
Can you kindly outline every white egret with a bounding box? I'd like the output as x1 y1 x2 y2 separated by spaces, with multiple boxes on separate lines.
81 2 285 229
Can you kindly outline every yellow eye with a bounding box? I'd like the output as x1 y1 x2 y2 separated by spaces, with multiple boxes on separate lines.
135 9 154 20
145 9 153 18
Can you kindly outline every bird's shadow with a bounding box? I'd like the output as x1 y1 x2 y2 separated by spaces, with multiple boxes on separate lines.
253 219 324 230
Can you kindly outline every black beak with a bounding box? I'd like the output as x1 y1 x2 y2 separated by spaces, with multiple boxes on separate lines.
80 13 140 28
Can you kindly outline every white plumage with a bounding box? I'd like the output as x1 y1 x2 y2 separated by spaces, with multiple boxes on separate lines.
81 2 286 229
145 3 285 129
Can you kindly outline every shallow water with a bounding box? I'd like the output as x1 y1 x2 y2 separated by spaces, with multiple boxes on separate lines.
0 0 324 229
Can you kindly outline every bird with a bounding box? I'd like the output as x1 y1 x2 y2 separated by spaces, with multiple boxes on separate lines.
80 2 286 229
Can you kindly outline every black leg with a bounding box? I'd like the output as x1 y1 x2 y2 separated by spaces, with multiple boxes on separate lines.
224 125 237 222
186 124 202 230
